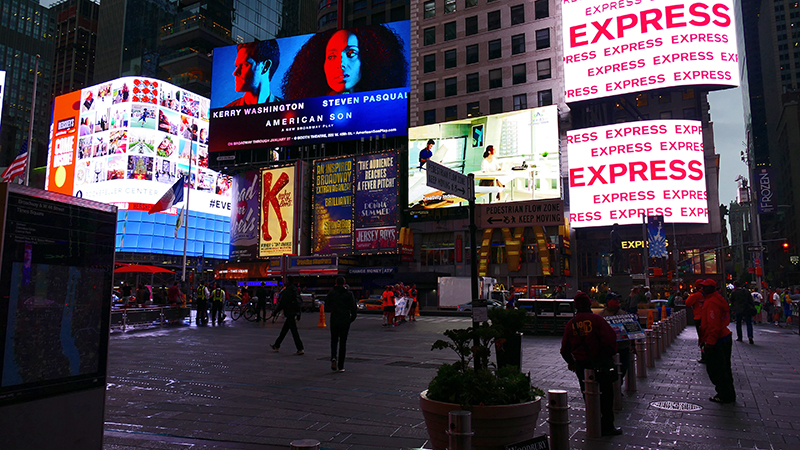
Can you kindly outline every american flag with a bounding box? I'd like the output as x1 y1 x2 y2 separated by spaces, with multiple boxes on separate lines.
1 140 28 183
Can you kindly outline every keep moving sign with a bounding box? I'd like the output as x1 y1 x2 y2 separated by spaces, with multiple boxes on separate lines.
562 0 740 102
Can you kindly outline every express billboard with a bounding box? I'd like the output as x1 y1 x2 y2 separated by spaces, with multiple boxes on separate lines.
44 77 232 259
567 120 709 228
259 165 296 257
408 106 560 210
209 21 410 150
562 1 739 102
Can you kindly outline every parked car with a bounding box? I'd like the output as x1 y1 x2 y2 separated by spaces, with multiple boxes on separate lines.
357 296 384 311
456 299 503 312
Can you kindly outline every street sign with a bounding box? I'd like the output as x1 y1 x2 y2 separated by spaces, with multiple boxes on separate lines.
754 258 761 265
747 246 766 252
426 161 474 199
477 199 564 229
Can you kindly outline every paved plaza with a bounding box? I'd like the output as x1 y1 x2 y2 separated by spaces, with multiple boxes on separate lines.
102 312 800 450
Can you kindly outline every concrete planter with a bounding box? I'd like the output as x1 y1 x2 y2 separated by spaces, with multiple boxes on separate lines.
419 390 541 450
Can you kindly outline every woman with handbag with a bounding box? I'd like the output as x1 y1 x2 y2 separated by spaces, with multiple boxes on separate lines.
560 292 622 436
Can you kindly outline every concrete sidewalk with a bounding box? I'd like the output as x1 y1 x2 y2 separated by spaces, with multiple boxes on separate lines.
102 313 800 449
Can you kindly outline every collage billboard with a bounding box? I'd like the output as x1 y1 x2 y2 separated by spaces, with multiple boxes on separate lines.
567 120 709 228
408 106 560 210
259 165 296 257
562 0 740 102
209 21 410 150
44 77 232 259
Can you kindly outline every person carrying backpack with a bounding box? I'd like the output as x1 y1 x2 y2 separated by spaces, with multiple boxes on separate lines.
271 283 304 355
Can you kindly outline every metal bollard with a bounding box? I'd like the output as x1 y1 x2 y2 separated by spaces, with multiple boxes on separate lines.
584 369 602 439
636 338 647 377
653 324 662 359
447 410 473 450
645 330 655 367
290 439 320 450
626 348 637 391
612 353 622 412
548 390 570 450
659 322 667 354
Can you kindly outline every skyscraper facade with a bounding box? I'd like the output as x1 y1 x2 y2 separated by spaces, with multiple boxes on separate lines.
51 0 99 97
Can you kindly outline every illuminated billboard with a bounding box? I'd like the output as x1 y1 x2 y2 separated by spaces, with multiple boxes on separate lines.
209 21 410 150
45 77 231 259
408 106 560 210
0 71 5 134
313 158 354 254
567 120 709 228
562 1 739 102
259 165 296 257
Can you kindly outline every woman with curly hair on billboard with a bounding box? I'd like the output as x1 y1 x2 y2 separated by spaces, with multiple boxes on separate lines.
281 25 408 100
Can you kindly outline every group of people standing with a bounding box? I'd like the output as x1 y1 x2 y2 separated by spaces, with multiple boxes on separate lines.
381 283 418 327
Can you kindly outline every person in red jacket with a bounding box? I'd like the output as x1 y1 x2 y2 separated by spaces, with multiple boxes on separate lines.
561 292 621 436
684 279 706 363
698 278 736 404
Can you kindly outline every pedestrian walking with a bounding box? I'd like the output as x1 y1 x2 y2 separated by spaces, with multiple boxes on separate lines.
326 276 358 372
599 292 630 385
210 283 226 324
685 279 706 363
751 289 763 323
255 282 269 322
271 283 304 355
561 292 621 436
730 281 755 344
698 279 736 404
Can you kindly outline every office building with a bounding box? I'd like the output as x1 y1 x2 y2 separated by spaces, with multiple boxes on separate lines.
51 0 99 97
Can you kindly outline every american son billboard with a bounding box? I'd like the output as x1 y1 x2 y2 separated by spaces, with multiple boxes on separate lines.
355 151 398 252
567 120 709 228
209 21 410 150
561 0 740 102
313 158 355 255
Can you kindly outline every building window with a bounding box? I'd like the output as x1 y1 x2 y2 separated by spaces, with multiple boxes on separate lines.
466 72 479 92
424 81 436 100
445 77 458 96
658 94 671 104
511 4 525 25
535 0 549 19
488 10 501 30
465 15 478 36
444 49 457 69
513 93 527 111
636 93 648 106
444 21 457 40
467 101 481 116
424 0 435 18
445 105 458 121
466 44 479 64
372 11 385 24
536 59 551 79
490 97 503 114
424 109 436 124
445 0 456 14
683 88 695 100
512 63 526 84
683 107 697 119
538 89 552 106
466 0 478 8
391 6 405 21
489 68 502 88
511 34 525 54
424 26 436 45
488 39 501 59
424 54 436 73
535 28 550 49
660 111 673 119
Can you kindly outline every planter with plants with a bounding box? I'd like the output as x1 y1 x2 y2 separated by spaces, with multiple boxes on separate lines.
420 319 544 450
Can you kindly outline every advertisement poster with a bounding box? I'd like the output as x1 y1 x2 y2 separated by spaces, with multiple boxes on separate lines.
259 165 296 257
567 120 709 228
562 0 740 102
408 105 560 209
230 170 260 260
313 158 354 254
0 71 5 133
647 215 668 258
354 151 398 253
209 21 410 150
755 168 775 214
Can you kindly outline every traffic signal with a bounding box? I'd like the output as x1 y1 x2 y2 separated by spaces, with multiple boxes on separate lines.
783 242 790 253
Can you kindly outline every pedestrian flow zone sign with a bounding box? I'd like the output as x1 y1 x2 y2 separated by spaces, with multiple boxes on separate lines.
477 199 564 229
426 161 474 200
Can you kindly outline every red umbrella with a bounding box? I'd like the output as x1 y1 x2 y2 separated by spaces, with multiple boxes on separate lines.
114 264 174 274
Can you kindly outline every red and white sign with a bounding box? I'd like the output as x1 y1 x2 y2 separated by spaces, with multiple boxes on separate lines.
567 120 709 228
562 0 740 102
354 226 397 251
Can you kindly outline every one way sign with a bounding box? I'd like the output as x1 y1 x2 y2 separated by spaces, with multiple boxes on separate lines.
426 161 474 200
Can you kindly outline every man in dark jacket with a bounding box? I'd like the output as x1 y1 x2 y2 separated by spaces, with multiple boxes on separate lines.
271 283 304 355
255 282 269 322
327 276 358 372
561 292 621 436
730 281 755 344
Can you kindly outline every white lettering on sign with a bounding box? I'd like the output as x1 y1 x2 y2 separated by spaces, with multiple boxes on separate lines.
53 136 75 167
567 120 709 228
562 0 740 101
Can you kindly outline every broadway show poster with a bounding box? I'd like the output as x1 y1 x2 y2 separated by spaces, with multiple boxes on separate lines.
354 151 398 252
259 166 295 257
313 158 354 254
230 170 260 260
647 215 668 259
208 21 410 150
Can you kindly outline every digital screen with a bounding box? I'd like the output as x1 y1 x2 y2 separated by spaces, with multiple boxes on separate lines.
354 151 398 253
44 77 232 259
562 1 739 102
313 158 354 255
259 165 296 257
408 106 560 210
209 21 410 149
567 119 709 228
230 170 261 260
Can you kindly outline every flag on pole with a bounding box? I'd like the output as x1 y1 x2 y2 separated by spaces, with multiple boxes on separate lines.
1 139 28 182
149 176 184 214
174 205 185 238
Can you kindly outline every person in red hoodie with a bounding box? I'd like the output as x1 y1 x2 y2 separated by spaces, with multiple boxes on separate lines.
684 278 707 363
698 278 736 404
561 292 621 436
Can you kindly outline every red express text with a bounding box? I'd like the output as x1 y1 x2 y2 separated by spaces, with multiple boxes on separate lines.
569 160 704 186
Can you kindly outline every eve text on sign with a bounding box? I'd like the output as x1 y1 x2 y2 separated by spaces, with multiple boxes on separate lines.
478 199 565 229
426 161 474 199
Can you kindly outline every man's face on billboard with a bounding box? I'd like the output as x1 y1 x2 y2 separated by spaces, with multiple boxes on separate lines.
233 48 268 94
325 30 361 94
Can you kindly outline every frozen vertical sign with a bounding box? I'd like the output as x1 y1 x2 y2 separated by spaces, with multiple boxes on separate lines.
756 168 775 214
